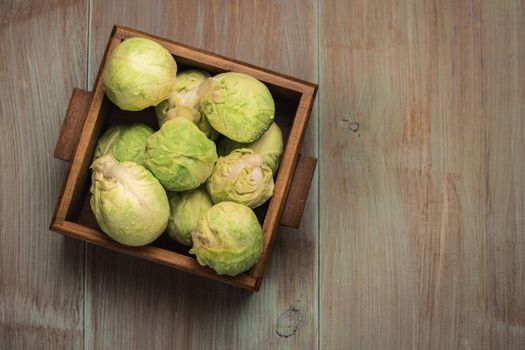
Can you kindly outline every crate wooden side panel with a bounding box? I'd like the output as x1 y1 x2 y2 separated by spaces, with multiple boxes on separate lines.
54 221 257 290
114 26 317 95
252 91 317 284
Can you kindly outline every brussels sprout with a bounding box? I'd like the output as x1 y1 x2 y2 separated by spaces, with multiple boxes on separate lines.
144 118 218 191
207 148 274 208
167 187 213 246
102 37 177 111
92 123 154 166
155 70 218 140
218 122 283 174
90 155 169 247
190 202 263 276
198 72 275 143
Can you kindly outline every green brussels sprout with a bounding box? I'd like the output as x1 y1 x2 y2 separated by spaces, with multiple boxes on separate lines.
198 72 275 143
92 123 154 166
207 148 274 208
102 37 177 111
90 155 169 247
144 118 218 191
218 122 283 174
190 201 263 276
167 187 213 246
155 70 218 140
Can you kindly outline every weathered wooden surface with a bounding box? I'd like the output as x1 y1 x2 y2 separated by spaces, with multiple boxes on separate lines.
85 1 318 349
0 0 87 348
2 0 525 349
320 0 525 349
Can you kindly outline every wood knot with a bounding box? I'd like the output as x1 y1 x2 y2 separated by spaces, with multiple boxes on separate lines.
349 122 360 132
275 300 305 338
341 113 360 133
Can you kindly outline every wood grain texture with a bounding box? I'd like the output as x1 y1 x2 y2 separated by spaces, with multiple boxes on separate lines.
54 88 92 161
114 26 317 94
85 1 318 349
281 155 318 228
54 221 258 290
6 0 523 348
320 0 525 349
0 0 87 348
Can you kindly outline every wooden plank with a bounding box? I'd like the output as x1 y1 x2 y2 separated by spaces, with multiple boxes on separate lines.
86 1 318 349
0 0 87 348
320 0 525 349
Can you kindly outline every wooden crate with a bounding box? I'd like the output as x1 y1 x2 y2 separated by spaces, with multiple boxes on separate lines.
50 25 317 291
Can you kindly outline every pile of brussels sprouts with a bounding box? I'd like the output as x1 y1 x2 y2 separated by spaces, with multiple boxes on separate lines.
89 37 283 276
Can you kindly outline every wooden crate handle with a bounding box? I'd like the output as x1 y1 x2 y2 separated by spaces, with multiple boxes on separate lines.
280 154 317 228
54 88 92 162
54 88 316 228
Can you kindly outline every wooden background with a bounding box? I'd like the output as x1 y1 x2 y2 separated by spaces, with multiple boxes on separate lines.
1 0 523 349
